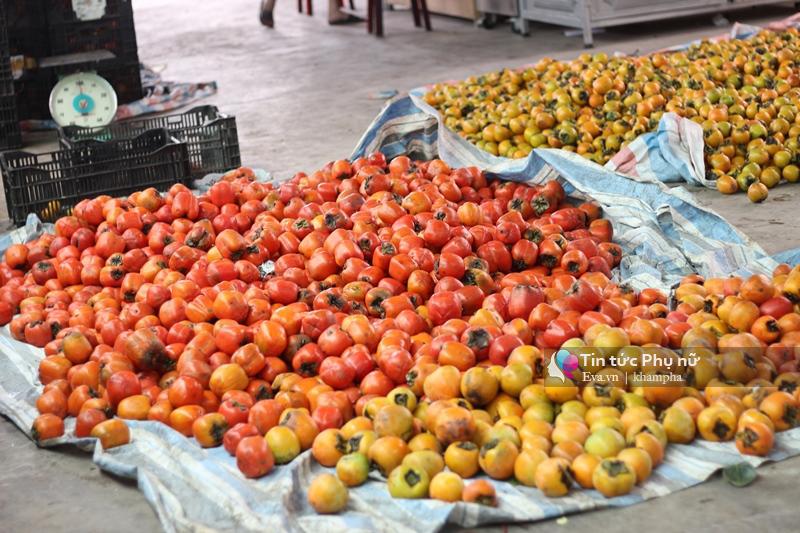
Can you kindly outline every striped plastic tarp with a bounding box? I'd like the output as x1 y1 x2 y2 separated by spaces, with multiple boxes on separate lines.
605 113 709 187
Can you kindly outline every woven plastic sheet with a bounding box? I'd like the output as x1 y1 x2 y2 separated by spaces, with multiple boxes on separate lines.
605 113 709 187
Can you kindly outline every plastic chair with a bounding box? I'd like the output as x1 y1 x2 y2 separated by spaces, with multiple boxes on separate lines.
368 0 431 36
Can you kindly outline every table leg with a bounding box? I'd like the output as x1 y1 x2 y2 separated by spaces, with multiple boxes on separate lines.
420 0 431 30
376 0 384 36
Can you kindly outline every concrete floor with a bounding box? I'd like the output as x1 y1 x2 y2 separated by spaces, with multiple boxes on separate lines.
4 0 800 531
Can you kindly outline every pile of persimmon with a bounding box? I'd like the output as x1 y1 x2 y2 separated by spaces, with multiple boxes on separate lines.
673 266 800 377
7 151 800 512
297 265 800 509
424 28 800 202
2 153 617 461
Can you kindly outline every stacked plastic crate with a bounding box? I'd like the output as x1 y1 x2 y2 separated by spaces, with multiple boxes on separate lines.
3 0 143 123
4 0 52 120
46 0 143 104
0 0 21 148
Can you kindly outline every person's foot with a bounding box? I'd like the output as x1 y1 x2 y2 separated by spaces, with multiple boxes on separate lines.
328 13 362 25
260 0 274 27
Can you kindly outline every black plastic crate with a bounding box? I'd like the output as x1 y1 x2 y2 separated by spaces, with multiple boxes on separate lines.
60 106 241 179
46 0 138 62
0 54 12 96
0 0 6 49
3 0 46 28
0 129 191 225
7 29 50 60
3 0 49 59
0 93 20 150
3 0 48 117
46 0 133 24
0 0 13 97
0 1 19 148
13 70 53 120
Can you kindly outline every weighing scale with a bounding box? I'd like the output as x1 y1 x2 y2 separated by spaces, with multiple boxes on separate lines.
48 71 118 128
39 62 119 221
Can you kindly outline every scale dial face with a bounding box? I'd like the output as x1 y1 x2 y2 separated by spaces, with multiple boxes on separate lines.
49 72 118 128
